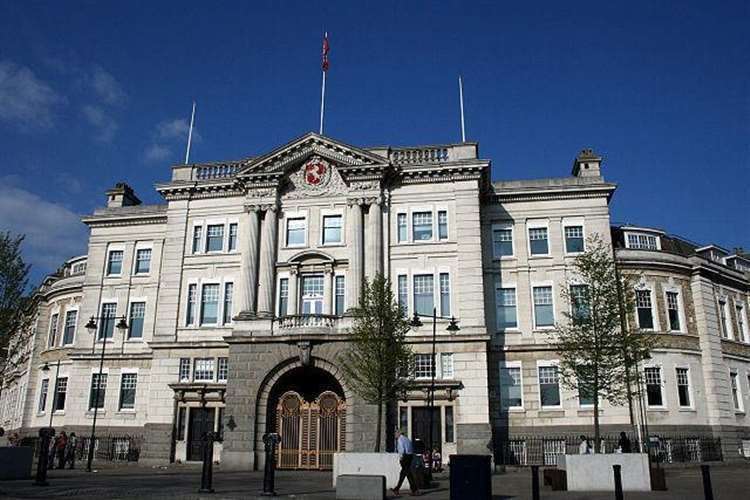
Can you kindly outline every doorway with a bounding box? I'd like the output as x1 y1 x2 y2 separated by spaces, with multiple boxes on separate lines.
411 407 442 454
187 407 215 461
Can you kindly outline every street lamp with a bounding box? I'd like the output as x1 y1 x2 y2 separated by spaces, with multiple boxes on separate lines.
409 309 460 486
84 315 128 472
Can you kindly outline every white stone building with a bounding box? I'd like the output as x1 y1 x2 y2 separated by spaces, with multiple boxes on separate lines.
1 134 748 466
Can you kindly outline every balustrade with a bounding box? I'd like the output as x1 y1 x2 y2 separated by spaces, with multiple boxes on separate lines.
277 314 338 329
390 147 450 164
194 164 238 180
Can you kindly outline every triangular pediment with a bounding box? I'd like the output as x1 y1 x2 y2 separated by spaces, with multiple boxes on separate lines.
237 132 387 178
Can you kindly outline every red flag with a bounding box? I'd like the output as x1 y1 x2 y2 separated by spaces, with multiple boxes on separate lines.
321 32 330 72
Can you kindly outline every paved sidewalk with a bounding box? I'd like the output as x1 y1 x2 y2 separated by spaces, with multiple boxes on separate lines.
1 463 749 499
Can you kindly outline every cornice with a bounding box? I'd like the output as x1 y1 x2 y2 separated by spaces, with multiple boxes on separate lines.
82 215 168 228
489 185 616 204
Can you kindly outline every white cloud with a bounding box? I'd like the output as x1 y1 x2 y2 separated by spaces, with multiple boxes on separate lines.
0 183 88 273
82 104 118 142
144 143 172 163
89 65 126 105
0 60 64 130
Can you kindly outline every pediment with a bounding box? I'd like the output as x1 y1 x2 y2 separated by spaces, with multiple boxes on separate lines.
237 132 387 179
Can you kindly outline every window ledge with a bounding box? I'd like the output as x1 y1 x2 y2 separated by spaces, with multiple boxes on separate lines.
505 408 525 413
321 243 345 248
646 407 669 412
533 327 556 332
116 410 136 416
678 408 697 412
86 410 106 417
538 409 565 416
497 329 522 334
529 255 553 259
52 410 65 416
735 411 746 416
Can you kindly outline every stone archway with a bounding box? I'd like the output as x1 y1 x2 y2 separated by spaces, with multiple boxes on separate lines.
254 357 353 470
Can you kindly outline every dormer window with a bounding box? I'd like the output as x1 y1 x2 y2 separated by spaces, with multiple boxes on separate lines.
625 232 660 251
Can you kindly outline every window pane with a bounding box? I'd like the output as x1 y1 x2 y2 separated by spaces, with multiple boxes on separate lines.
493 228 513 257
414 354 434 379
676 368 690 407
412 212 433 241
538 366 560 407
201 284 220 324
413 275 434 316
438 210 448 240
278 278 289 317
579 385 595 406
218 357 229 381
192 226 202 253
135 248 151 274
636 290 654 329
564 226 584 253
570 285 590 322
645 367 662 406
194 358 215 381
666 291 681 330
107 250 123 275
439 273 450 316
99 303 117 339
441 353 454 379
533 286 554 327
287 218 306 246
228 223 238 251
48 313 59 347
119 373 137 410
63 310 77 345
730 373 740 410
397 214 407 243
89 373 107 409
38 379 49 412
323 215 342 244
223 282 234 324
128 302 145 339
496 287 517 330
335 276 345 316
179 358 191 382
54 377 67 411
187 284 197 325
206 225 224 252
529 228 549 255
398 275 409 316
500 367 522 408
445 406 454 443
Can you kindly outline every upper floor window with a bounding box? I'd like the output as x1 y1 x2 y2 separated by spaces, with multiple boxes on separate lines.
538 365 561 408
71 262 87 275
414 354 434 379
200 284 220 325
186 284 197 325
499 364 523 409
644 367 663 407
205 225 224 252
528 227 549 256
322 215 343 244
439 273 451 316
286 217 306 247
413 274 434 316
666 291 681 331
438 210 448 240
570 285 590 323
440 353 454 379
397 275 408 316
119 373 137 410
107 250 123 275
495 286 517 330
532 286 554 328
53 377 67 412
194 358 215 382
99 303 117 340
278 278 289 317
626 232 659 250
89 373 107 410
48 313 59 348
412 212 433 241
736 303 749 342
38 379 49 413
718 299 731 339
179 358 191 382
636 289 654 330
218 357 229 381
223 283 234 324
63 310 77 345
192 226 203 254
397 214 407 243
335 275 346 316
676 368 691 407
228 223 238 251
730 372 743 411
564 225 584 254
128 302 145 339
492 226 513 258
135 248 151 274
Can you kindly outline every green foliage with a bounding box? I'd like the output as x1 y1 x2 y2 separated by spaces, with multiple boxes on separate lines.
338 273 414 451
553 234 655 448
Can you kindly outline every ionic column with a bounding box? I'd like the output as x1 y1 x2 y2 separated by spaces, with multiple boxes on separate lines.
256 206 278 317
365 200 383 279
347 200 364 310
323 265 334 315
288 266 299 316
237 207 260 316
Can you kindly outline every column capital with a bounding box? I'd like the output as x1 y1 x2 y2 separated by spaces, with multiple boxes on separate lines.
324 263 335 275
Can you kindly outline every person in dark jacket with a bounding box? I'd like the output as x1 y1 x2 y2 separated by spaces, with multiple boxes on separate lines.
56 431 68 469
617 432 632 453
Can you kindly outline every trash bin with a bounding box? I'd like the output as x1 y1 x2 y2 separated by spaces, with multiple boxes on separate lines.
449 455 492 500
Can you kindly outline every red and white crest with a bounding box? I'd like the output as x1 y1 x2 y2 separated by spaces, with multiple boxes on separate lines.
304 159 328 186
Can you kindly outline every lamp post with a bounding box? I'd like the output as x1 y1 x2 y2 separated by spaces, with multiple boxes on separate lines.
83 315 128 472
409 309 459 487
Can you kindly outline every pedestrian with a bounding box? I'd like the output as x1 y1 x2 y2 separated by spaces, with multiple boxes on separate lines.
617 432 632 453
431 448 442 472
56 431 68 469
48 434 58 469
66 432 78 469
578 435 592 454
392 429 420 497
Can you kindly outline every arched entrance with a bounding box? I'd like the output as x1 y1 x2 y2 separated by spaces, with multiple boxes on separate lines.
266 366 346 470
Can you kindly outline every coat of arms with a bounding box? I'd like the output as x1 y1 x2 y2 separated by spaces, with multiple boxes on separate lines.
303 158 330 187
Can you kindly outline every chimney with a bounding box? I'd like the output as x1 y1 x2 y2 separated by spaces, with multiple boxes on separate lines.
105 182 141 208
572 148 602 178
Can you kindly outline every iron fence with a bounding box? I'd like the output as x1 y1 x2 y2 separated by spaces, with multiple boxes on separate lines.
494 434 722 466
18 434 143 463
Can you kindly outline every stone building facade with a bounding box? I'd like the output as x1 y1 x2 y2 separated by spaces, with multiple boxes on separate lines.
1 133 749 466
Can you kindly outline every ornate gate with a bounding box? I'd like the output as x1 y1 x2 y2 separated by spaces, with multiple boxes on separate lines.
276 390 346 470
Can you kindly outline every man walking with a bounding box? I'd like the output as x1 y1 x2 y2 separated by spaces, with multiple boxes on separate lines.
66 432 78 469
392 429 420 497
56 431 68 469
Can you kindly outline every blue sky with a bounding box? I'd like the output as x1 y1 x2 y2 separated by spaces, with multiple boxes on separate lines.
1 1 748 284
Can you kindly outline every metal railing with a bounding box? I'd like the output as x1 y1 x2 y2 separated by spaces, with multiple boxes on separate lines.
494 434 722 466
19 434 143 463
277 314 339 329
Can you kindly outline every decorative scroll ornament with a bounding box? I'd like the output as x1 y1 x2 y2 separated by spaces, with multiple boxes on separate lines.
298 341 312 367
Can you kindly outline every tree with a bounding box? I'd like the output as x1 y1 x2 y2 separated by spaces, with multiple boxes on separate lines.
0 232 33 402
553 234 654 452
338 273 414 452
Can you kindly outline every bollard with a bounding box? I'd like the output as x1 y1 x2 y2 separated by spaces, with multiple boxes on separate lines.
34 427 55 486
613 464 623 500
701 465 714 500
199 431 215 493
261 432 280 496
531 465 540 500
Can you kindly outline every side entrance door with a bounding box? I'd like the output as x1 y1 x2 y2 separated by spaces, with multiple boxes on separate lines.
187 407 215 461
411 407 442 454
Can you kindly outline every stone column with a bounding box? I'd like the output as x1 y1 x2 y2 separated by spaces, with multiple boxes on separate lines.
323 265 334 314
256 206 278 317
365 200 383 278
348 200 364 310
237 208 260 316
288 266 299 316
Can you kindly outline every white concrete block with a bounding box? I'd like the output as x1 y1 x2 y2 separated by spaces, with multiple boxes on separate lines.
333 453 401 489
557 453 650 492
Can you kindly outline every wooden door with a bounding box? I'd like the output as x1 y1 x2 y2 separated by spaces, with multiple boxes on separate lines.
187 407 215 461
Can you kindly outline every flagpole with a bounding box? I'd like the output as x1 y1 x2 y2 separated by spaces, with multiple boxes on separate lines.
458 76 466 143
319 70 326 135
185 101 196 164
